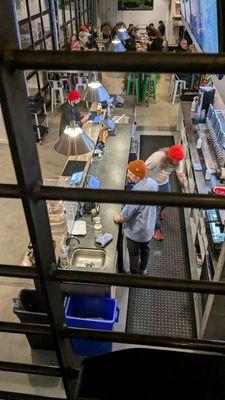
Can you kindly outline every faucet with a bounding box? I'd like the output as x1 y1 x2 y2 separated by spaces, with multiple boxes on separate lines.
64 233 80 245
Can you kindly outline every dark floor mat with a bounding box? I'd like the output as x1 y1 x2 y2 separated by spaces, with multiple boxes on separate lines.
126 134 196 338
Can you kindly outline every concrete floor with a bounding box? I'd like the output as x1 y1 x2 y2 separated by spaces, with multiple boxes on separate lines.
0 73 179 397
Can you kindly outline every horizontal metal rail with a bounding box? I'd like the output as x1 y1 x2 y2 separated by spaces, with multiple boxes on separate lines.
56 270 225 295
1 50 225 73
0 361 61 377
0 184 21 198
1 183 225 210
36 186 225 210
64 327 225 354
0 265 37 279
0 391 64 400
0 322 51 335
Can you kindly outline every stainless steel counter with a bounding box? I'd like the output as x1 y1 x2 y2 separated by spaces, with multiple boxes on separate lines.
69 124 132 274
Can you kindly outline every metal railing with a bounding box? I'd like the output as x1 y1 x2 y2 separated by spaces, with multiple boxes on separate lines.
1 1 225 399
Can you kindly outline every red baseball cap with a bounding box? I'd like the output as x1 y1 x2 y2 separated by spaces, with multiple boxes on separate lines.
80 25 88 31
68 90 81 102
167 144 185 161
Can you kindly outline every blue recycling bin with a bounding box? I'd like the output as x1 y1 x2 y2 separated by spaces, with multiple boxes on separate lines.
65 295 119 356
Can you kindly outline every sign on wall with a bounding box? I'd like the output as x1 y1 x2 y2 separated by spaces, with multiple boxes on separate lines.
118 0 154 10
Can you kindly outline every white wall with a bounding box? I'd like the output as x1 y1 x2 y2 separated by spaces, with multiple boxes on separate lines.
99 0 170 36
102 0 169 28
117 0 169 28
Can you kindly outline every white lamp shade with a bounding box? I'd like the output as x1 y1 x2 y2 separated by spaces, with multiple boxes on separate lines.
82 81 110 102
54 126 95 156
108 38 126 52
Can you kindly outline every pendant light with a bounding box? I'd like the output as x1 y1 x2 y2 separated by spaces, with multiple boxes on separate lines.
117 27 129 41
82 79 110 103
54 124 95 156
108 37 126 52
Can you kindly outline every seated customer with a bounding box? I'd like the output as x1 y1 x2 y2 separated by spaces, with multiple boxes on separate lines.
70 34 81 51
125 27 137 51
147 28 163 52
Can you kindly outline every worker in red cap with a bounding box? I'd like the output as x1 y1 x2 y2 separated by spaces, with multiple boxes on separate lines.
145 144 188 241
114 160 158 275
59 90 89 137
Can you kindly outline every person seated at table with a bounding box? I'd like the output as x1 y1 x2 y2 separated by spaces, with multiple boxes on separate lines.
125 27 138 51
79 25 91 49
147 28 163 52
88 25 97 39
69 34 81 51
84 37 99 52
127 23 135 33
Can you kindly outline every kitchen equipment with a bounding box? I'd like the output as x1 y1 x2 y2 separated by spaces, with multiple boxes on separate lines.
212 186 225 195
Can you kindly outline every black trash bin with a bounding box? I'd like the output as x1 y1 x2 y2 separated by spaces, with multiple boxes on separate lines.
13 289 55 350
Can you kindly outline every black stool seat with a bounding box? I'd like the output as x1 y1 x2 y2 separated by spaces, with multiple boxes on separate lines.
76 348 225 400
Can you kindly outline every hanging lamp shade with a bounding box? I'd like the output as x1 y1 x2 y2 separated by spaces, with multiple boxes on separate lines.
82 81 110 102
108 38 126 52
117 27 129 41
54 125 95 156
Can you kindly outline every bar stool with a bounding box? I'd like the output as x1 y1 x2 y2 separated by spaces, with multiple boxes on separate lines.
126 73 141 103
76 76 88 95
141 74 156 105
49 80 65 113
168 74 176 98
171 74 186 104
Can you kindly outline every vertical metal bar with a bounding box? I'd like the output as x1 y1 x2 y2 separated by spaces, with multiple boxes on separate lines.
69 0 73 34
25 0 35 49
38 0 47 50
48 0 59 50
0 2 75 399
61 0 68 45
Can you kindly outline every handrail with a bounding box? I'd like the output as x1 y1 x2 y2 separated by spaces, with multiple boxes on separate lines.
1 184 225 211
64 327 225 354
1 50 225 73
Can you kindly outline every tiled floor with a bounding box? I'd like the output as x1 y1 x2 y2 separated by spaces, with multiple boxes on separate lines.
0 73 179 396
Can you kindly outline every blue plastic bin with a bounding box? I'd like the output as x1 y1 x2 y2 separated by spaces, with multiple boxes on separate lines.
65 295 119 356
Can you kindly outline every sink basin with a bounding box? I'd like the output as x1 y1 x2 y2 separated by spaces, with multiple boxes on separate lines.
70 248 106 269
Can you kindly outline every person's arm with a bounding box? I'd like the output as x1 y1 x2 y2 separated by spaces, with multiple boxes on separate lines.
114 204 139 224
176 170 188 192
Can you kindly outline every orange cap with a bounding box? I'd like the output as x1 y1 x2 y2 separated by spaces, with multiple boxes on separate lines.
128 160 147 179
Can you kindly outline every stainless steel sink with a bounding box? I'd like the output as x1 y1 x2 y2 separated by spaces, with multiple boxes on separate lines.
70 248 106 269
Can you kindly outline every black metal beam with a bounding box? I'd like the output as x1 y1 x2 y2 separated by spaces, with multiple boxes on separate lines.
1 51 225 73
64 327 225 354
0 3 75 398
0 184 20 198
3 183 225 211
0 391 64 400
0 322 51 335
56 270 225 295
35 186 225 210
0 265 37 279
0 361 61 377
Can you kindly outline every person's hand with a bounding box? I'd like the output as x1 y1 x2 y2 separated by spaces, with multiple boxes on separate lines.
113 214 122 224
82 115 89 123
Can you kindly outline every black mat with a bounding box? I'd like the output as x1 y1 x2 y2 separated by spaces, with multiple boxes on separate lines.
126 135 196 338
61 160 87 177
